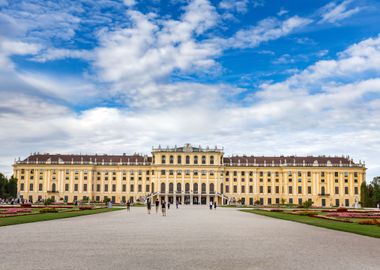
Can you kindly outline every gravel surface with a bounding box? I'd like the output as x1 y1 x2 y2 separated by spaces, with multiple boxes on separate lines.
0 206 379 270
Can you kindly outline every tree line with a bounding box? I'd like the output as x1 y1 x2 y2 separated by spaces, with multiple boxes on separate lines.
360 176 380 207
0 173 17 199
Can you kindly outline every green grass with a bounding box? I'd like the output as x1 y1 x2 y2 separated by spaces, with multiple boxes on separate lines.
0 207 124 227
242 209 380 238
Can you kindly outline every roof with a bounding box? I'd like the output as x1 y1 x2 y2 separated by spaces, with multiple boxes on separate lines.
223 156 360 167
22 154 151 164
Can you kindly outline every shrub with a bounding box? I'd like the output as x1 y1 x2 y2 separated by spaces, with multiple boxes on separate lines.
302 200 313 208
270 209 283 212
293 211 316 216
39 208 58 213
337 207 348 212
79 206 94 210
44 198 55 206
358 219 380 225
254 200 261 205
21 203 32 208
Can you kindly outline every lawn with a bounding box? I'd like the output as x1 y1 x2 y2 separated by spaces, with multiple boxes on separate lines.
242 209 380 238
0 207 124 227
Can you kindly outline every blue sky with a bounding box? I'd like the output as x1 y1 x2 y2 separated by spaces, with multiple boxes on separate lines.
0 0 380 180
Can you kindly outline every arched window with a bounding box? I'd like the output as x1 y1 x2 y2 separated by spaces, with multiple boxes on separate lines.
169 183 174 193
177 155 182 164
193 183 198 193
161 183 165 193
52 183 56 192
161 155 166 164
194 155 198 164
321 186 325 195
210 183 215 193
169 155 174 164
177 183 181 192
186 155 190 164
210 156 214 165
185 183 190 192
201 183 206 193
202 155 206 164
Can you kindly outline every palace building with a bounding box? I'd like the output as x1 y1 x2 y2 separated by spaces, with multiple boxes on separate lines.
13 144 366 207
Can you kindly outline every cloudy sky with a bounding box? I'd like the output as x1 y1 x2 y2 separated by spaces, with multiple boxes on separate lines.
0 0 379 180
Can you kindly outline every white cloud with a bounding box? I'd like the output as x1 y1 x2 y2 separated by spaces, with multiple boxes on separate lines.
0 39 42 69
124 0 136 7
319 0 362 24
30 48 93 62
227 16 312 49
277 8 288 16
219 0 249 14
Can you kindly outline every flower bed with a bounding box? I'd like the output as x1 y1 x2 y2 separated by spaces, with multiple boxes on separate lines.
2 208 32 215
327 212 380 219
314 215 353 223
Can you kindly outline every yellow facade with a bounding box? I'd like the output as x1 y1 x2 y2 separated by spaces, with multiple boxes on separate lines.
13 144 366 207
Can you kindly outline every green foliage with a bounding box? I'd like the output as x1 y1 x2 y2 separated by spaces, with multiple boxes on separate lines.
301 200 313 208
361 178 380 207
360 181 369 207
44 198 55 206
0 173 18 199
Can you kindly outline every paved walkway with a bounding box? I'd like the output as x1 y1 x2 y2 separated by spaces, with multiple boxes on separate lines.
0 206 379 270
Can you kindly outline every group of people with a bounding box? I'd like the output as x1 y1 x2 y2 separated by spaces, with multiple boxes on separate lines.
0 197 25 205
148 198 178 216
126 198 217 216
209 201 217 210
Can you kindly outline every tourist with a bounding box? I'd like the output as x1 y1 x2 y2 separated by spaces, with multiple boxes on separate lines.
155 199 160 213
162 200 167 216
214 201 217 210
147 199 151 214
176 200 179 209
126 201 130 212
209 201 213 210
167 201 170 210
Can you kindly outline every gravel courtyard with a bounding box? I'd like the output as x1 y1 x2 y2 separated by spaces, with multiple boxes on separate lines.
0 206 379 270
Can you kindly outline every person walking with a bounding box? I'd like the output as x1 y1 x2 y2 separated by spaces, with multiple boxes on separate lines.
167 201 170 210
214 201 217 210
147 199 151 214
209 201 213 210
155 199 160 214
176 200 179 209
126 201 131 212
161 200 167 216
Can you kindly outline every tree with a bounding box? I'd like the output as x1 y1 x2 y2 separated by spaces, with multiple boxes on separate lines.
0 173 18 199
0 173 7 198
6 176 17 198
360 181 369 207
372 176 380 207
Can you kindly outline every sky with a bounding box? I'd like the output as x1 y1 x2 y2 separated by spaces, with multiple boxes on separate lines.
0 0 380 181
